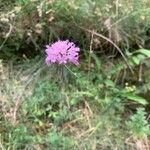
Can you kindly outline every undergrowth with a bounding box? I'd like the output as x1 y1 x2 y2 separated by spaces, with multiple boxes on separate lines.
1 0 150 57
0 54 150 149
0 0 150 150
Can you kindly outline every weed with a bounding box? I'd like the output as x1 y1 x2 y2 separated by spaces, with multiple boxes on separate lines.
126 108 150 138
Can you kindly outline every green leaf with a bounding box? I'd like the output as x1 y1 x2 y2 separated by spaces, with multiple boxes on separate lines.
91 53 101 69
132 56 140 65
125 49 132 56
137 54 146 60
122 93 148 105
105 79 115 87
74 91 94 97
134 49 150 57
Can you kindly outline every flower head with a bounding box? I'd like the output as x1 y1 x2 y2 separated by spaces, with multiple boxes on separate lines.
45 40 80 65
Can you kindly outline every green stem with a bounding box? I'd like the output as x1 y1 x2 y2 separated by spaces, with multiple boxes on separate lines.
64 65 79 78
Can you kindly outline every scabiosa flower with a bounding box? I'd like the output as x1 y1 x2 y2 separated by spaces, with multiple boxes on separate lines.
45 40 80 65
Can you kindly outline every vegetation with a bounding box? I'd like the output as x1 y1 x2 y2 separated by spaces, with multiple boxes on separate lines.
0 0 150 149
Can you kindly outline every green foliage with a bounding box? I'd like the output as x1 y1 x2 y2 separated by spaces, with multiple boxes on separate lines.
47 128 74 149
121 92 148 105
1 0 150 57
1 0 150 149
8 125 32 149
126 108 150 137
126 49 150 66
101 78 148 106
0 55 150 149
23 79 70 125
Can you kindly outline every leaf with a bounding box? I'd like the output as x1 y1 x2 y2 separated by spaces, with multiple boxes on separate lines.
134 49 150 57
74 91 94 97
125 49 132 57
105 79 115 87
137 54 146 60
91 53 101 69
70 98 78 105
122 93 148 105
132 56 140 65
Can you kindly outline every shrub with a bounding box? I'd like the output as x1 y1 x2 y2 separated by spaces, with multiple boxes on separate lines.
1 0 150 57
126 108 150 137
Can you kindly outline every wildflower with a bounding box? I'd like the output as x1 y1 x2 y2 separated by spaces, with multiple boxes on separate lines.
45 40 80 65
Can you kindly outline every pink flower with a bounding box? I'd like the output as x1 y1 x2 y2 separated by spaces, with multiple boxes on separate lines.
45 40 80 65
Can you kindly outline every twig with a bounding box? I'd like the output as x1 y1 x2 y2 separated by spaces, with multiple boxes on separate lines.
78 26 134 74
85 100 93 116
84 107 92 129
115 0 119 18
78 128 94 138
88 30 94 76
0 22 13 51
0 136 5 150
12 99 20 126
139 61 143 82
